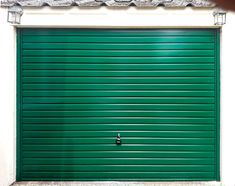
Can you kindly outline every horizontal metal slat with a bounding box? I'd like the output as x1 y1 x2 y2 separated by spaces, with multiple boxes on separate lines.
22 29 215 36
23 164 215 172
23 56 215 63
22 117 215 124
22 111 215 117
22 151 215 158
22 84 215 90
22 157 215 165
22 137 215 145
22 36 215 43
21 172 215 180
22 70 215 77
23 43 215 50
22 64 215 70
22 103 216 111
22 124 216 131
23 131 215 138
23 97 215 104
22 50 215 57
23 90 215 97
22 77 216 84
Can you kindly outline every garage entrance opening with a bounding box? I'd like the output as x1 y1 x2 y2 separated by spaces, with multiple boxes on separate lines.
17 28 220 181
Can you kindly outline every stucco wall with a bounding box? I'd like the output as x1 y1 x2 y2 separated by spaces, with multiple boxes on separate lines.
0 6 235 186
0 7 16 186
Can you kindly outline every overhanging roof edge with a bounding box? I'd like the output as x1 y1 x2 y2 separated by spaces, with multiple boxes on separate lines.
1 0 215 8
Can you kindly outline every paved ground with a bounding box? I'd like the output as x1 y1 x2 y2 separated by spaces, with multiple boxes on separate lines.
11 182 222 186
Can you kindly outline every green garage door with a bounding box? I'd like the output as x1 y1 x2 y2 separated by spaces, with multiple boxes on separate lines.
17 28 220 181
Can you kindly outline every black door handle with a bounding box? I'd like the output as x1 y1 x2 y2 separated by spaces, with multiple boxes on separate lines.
116 133 121 145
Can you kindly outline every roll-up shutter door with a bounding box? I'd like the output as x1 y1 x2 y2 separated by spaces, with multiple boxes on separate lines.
17 28 220 181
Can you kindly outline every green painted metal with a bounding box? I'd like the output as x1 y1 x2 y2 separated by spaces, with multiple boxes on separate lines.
16 29 23 181
17 28 220 181
215 29 221 181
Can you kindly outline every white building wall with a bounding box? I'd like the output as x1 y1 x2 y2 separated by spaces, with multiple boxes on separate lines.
0 6 235 186
0 7 16 186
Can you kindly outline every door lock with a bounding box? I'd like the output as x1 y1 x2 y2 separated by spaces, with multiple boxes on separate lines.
116 133 121 145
